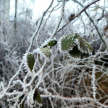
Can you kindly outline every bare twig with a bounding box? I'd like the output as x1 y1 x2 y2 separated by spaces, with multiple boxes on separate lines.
57 0 100 32
51 0 66 37
73 0 108 50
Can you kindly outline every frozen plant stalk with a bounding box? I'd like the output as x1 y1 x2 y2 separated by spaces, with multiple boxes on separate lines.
91 65 97 100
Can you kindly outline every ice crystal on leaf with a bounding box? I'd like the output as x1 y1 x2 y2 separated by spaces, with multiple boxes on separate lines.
59 33 92 58
27 53 35 71
23 52 35 76
69 46 81 58
41 38 57 48
33 48 51 61
40 47 51 58
78 36 92 53
60 33 77 51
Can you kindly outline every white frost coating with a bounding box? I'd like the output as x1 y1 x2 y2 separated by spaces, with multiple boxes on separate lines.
58 36 62 52
75 38 80 50
40 37 56 48
23 52 34 76
33 48 50 61
58 35 75 52
76 38 86 53
76 38 83 53
27 90 35 107
58 33 91 56
91 65 97 100
27 89 42 107
0 82 4 91
41 95 108 108
77 38 91 54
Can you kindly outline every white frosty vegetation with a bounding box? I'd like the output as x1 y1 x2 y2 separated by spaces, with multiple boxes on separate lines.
0 0 108 108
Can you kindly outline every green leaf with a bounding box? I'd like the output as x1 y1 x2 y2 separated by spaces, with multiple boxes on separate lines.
60 33 92 58
27 53 35 71
69 46 81 58
47 40 57 47
78 36 92 53
41 47 51 58
61 33 78 51
33 89 42 104
43 39 57 48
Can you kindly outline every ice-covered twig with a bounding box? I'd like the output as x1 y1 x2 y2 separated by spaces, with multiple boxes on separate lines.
41 95 108 108
57 0 100 32
35 0 54 46
91 64 97 100
51 0 65 37
73 0 108 50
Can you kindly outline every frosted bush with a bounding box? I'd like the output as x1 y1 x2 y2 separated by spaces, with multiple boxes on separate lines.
0 0 108 108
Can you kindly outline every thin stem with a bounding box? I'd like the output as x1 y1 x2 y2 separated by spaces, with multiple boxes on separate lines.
73 0 108 50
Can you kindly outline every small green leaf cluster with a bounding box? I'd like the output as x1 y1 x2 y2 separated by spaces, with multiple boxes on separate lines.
26 33 92 74
60 33 92 58
40 39 57 58
40 33 92 58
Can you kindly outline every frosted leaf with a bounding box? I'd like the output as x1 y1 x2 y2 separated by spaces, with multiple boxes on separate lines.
27 53 35 71
40 47 51 58
41 37 57 48
60 33 78 51
59 33 92 58
33 48 51 60
33 48 46 59
33 89 42 104
69 46 81 58
23 52 34 76
47 40 57 47
77 36 92 53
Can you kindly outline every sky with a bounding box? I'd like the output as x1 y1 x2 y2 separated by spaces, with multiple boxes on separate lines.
10 0 58 21
9 0 108 22
32 0 54 20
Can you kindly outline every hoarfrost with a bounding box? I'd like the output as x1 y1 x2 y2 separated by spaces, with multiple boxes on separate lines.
41 37 56 48
33 48 50 61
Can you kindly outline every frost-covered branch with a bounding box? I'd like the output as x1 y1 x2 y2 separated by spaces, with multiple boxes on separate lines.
91 65 97 100
57 0 100 32
51 0 66 37
41 95 108 108
73 0 108 50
